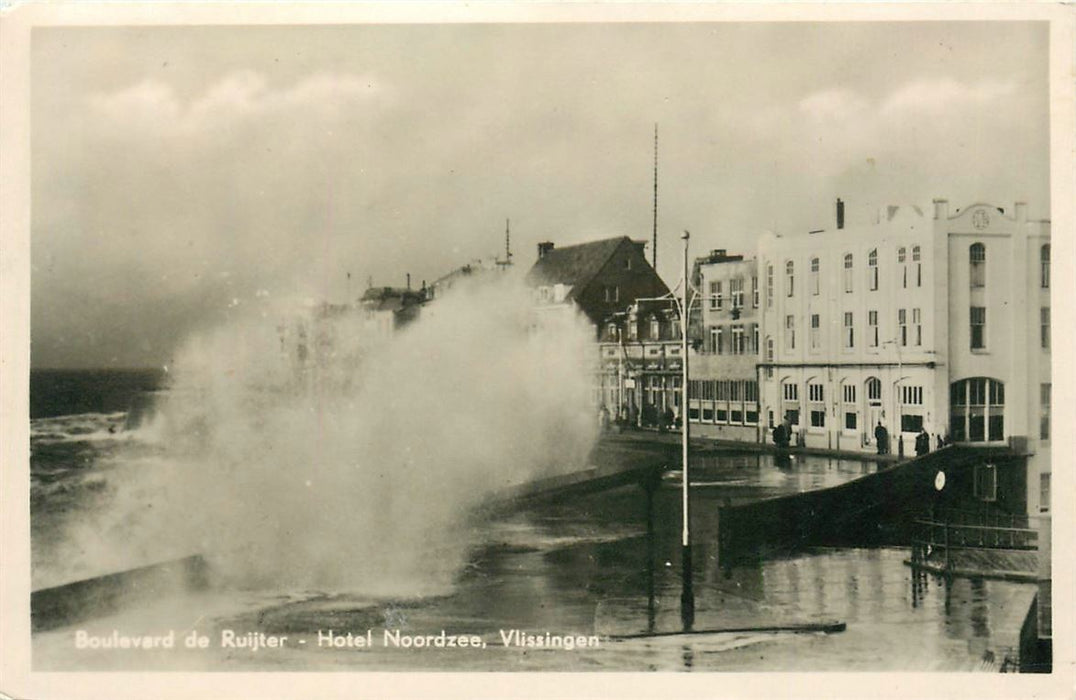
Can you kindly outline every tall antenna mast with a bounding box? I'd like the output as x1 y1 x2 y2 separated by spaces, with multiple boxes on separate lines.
505 218 512 264
652 123 659 270
497 218 513 268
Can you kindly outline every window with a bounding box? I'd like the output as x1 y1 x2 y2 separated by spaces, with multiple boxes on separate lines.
606 323 618 341
898 247 906 263
628 320 637 340
783 382 799 401
898 308 907 346
843 312 854 349
604 285 620 303
843 384 856 403
974 464 997 502
650 316 660 340
1041 307 1050 350
1041 383 1051 441
711 281 723 310
710 327 722 354
845 412 857 430
810 257 820 295
766 265 774 308
752 276 759 308
868 310 879 347
624 257 632 270
752 324 759 356
730 278 744 309
1041 473 1051 513
970 306 986 350
913 308 922 346
970 243 986 288
867 377 882 402
809 314 821 350
950 377 1005 442
785 315 796 350
1041 244 1050 288
912 245 922 287
898 247 907 288
901 385 923 405
732 325 745 355
785 261 795 297
808 381 825 427
765 337 774 378
843 254 854 293
868 249 878 290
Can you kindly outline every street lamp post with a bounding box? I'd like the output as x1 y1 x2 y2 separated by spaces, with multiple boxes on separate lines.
680 230 694 630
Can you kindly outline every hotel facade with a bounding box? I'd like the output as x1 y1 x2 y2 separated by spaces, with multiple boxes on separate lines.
685 198 1049 515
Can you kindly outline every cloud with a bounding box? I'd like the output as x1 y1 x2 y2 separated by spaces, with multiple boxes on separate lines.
880 78 1016 118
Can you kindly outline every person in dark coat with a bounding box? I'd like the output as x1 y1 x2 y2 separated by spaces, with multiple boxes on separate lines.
915 429 930 457
874 422 889 455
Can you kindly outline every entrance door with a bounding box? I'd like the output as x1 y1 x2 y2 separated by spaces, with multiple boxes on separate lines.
867 404 884 444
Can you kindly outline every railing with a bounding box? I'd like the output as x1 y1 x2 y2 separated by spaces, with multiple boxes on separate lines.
913 519 1039 552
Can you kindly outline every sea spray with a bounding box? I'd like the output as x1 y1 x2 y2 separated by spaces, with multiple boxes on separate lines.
51 275 599 596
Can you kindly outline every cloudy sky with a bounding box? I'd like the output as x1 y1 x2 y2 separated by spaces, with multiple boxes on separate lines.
31 21 1049 368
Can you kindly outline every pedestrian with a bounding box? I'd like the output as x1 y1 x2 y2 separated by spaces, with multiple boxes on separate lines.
874 421 889 455
915 428 930 457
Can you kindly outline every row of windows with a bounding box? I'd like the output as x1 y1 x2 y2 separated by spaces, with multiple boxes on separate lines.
688 379 760 402
780 379 921 407
778 309 923 351
763 243 1050 308
773 246 924 303
707 277 760 310
769 304 1048 354
707 324 759 355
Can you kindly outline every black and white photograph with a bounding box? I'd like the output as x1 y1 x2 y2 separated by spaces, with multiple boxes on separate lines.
1 3 1073 698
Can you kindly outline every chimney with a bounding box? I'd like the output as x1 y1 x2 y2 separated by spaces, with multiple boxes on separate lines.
933 198 949 221
537 241 555 259
836 198 845 229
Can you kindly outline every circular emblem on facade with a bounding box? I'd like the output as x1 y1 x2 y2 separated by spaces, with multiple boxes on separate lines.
934 470 946 492
972 209 990 230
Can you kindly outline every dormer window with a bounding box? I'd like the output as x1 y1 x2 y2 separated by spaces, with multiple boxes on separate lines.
650 316 661 340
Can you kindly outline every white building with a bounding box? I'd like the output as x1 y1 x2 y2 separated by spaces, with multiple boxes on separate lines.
754 198 1049 514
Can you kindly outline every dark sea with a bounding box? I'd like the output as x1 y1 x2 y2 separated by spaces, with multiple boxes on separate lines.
29 369 1033 672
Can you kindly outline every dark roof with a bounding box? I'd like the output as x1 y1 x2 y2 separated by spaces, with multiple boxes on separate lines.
524 237 631 296
359 286 425 313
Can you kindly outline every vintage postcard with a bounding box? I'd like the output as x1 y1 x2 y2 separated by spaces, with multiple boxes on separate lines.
1 2 1073 698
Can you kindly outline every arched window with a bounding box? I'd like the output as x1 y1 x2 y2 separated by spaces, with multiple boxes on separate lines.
843 253 853 293
807 377 825 427
866 377 882 402
868 249 878 290
781 378 800 426
1041 244 1050 288
810 257 820 295
785 260 795 297
950 377 1005 442
970 243 986 288
841 380 858 430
